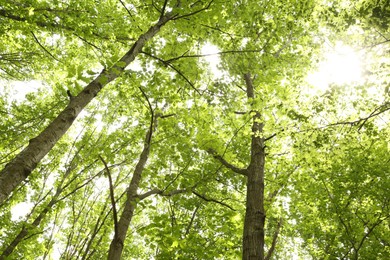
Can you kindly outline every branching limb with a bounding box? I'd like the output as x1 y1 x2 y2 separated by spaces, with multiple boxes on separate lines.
322 102 390 130
160 0 169 19
207 148 248 176
98 155 119 238
192 189 235 211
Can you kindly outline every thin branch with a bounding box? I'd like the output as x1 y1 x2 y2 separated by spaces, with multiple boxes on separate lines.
141 51 201 94
192 190 235 211
319 102 390 130
118 0 143 32
138 86 155 144
172 0 214 20
30 31 62 63
165 49 265 63
185 205 200 236
265 218 283 260
357 102 390 131
355 214 390 255
98 155 119 238
264 133 277 142
73 33 101 51
138 188 189 200
207 148 248 176
160 0 169 19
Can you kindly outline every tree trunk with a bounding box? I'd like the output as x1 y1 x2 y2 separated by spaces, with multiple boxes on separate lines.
0 194 59 259
0 13 173 204
242 73 265 260
107 116 156 260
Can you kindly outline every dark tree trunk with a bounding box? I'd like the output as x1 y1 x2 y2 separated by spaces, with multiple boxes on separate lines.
0 13 173 204
242 73 265 260
207 73 266 259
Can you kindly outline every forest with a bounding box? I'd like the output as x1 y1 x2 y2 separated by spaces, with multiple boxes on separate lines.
0 0 389 259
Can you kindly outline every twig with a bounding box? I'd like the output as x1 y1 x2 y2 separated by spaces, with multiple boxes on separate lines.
185 205 200 235
30 31 62 63
118 0 143 32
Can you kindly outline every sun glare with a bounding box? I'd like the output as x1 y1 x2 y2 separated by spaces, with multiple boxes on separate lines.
307 42 364 90
201 43 223 78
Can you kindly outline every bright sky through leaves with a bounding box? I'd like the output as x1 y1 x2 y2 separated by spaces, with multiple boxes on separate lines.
307 42 364 90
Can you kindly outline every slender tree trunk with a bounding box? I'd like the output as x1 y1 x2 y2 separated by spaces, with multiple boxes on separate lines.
0 194 59 259
0 13 173 204
242 73 265 260
107 116 156 260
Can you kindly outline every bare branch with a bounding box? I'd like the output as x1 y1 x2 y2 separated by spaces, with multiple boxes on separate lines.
192 190 235 211
207 148 248 176
172 0 214 20
320 102 390 131
31 31 62 63
73 33 102 51
118 0 143 32
138 188 189 200
185 205 200 236
141 51 201 94
264 133 277 142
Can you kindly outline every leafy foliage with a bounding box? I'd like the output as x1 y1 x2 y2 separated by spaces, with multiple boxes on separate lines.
1 0 389 259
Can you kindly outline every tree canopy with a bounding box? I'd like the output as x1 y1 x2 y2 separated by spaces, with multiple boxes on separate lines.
0 0 389 259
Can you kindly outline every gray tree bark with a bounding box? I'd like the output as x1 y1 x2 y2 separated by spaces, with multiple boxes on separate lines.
0 13 174 204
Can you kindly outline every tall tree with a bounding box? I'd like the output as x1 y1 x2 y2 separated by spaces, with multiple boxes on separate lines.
0 6 174 203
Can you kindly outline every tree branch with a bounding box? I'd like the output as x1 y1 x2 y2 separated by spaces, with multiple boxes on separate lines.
30 31 62 63
140 51 201 94
322 102 390 131
185 205 200 236
265 218 283 260
98 155 119 238
207 148 248 176
138 188 189 200
138 86 155 145
172 0 214 20
192 190 235 211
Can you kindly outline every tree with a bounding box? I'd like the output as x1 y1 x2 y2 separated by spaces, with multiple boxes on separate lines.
1 0 389 259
